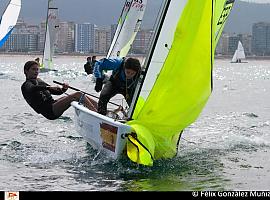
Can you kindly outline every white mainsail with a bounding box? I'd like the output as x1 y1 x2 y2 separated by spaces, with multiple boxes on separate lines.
107 0 147 58
231 40 246 63
0 0 21 47
41 0 59 70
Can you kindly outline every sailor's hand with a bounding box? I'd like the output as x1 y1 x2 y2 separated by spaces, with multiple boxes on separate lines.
62 83 69 92
62 83 69 90
118 106 124 112
95 78 103 92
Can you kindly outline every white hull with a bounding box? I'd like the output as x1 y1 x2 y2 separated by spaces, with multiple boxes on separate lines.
71 101 131 159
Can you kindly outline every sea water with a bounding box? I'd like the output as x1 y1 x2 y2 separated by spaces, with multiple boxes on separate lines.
0 54 269 191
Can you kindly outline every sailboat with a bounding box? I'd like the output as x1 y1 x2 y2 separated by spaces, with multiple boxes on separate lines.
107 0 147 58
100 0 147 81
40 0 59 73
70 0 235 166
231 40 246 63
0 0 21 47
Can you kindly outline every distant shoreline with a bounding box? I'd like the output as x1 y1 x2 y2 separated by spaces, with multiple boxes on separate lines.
0 52 146 58
215 55 270 60
1 52 270 60
0 52 106 58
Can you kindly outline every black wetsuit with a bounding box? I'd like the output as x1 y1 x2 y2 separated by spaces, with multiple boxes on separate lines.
21 78 65 120
84 62 93 75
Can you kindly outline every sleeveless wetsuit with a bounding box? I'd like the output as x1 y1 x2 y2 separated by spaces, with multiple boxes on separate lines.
21 78 65 120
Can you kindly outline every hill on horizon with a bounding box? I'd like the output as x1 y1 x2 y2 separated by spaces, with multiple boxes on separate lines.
225 1 270 34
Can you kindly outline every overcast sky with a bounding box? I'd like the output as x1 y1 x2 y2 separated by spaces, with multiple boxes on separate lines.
0 0 163 28
242 0 270 2
1 0 270 33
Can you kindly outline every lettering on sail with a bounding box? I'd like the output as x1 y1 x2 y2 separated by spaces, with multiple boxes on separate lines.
215 0 235 40
132 0 145 11
217 0 234 26
48 13 56 20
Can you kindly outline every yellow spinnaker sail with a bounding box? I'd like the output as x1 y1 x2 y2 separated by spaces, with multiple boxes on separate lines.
126 0 234 166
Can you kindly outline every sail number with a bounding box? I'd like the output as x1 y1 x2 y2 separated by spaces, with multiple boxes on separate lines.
125 0 145 10
48 13 57 20
217 0 234 26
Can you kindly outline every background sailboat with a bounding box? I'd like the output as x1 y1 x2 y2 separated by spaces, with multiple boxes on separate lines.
107 0 147 58
231 40 246 63
40 0 59 72
101 0 147 80
0 0 21 47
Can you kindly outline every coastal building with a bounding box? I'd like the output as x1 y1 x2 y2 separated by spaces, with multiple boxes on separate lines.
75 23 96 53
252 22 270 56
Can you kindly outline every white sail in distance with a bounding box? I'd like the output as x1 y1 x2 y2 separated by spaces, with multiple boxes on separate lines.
107 0 147 58
232 40 245 62
0 0 21 47
41 0 59 70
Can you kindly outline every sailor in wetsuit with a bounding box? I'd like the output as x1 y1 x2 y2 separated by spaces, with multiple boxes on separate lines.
21 60 97 120
93 57 141 115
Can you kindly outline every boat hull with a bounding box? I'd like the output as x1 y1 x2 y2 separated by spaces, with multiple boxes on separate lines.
71 101 131 159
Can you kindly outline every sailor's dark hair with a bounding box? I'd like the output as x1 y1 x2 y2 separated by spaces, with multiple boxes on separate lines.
24 60 39 74
123 57 141 72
